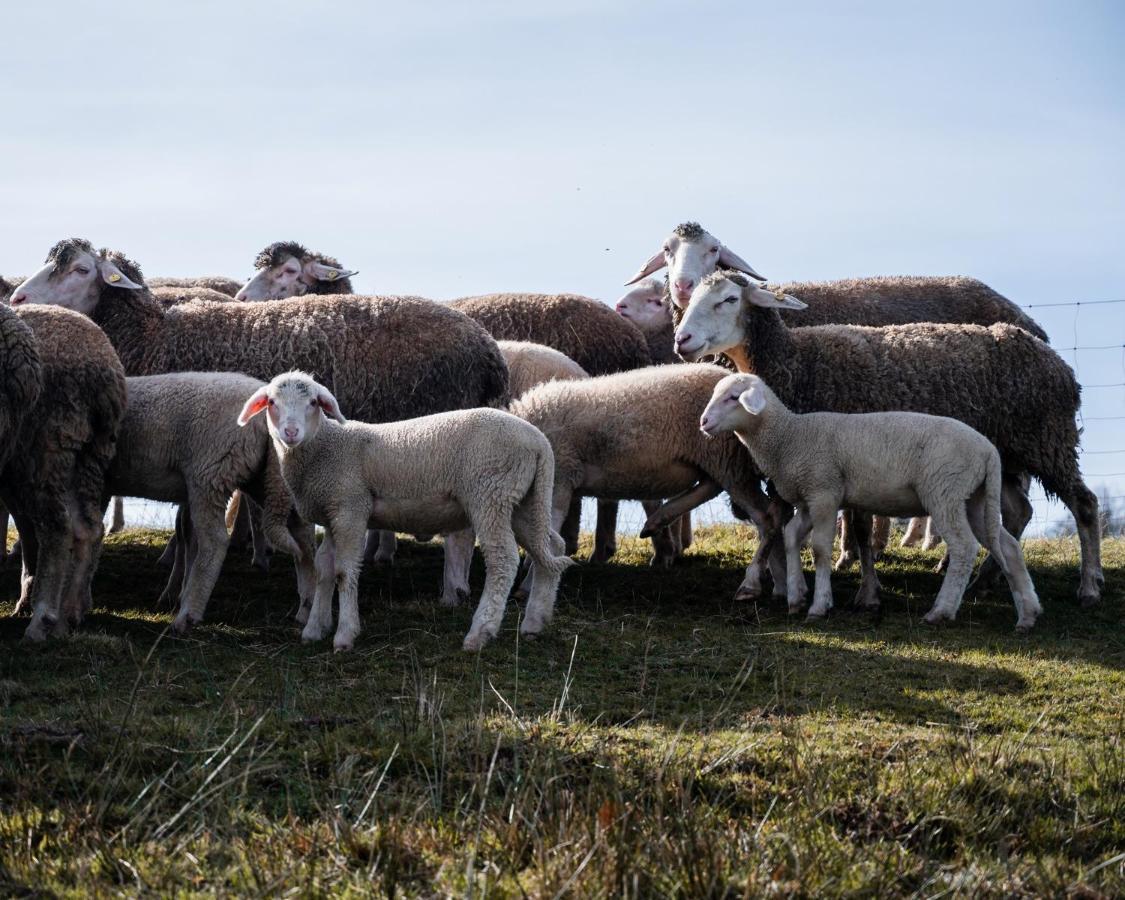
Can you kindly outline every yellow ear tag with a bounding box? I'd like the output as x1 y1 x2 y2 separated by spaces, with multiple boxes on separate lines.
108 273 122 283
325 270 338 280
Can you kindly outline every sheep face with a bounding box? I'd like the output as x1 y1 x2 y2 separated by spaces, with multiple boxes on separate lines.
235 248 357 301
614 280 671 334
700 374 769 436
625 222 765 309
10 244 142 313
675 275 807 361
237 372 346 447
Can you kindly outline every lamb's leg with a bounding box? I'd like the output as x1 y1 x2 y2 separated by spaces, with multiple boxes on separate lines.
920 517 942 551
511 505 567 639
157 506 189 609
288 517 318 625
463 516 521 652
517 486 572 601
329 520 367 652
441 528 475 606
973 474 1031 584
559 495 581 556
870 516 890 562
900 516 926 548
172 495 232 634
108 496 125 534
805 501 839 621
852 511 881 611
834 510 858 571
590 500 618 563
302 534 337 643
642 499 679 568
783 508 813 613
372 530 397 566
723 486 787 602
922 505 978 625
965 492 1041 632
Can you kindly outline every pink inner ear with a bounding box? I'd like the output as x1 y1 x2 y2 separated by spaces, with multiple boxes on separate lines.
238 394 270 425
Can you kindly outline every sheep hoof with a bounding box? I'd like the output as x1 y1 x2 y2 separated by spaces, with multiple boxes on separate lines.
922 609 953 626
1014 621 1036 635
804 609 829 623
649 554 674 569
589 546 616 564
510 586 529 602
638 526 655 540
23 618 51 642
834 553 856 572
440 587 470 608
301 626 327 644
734 585 762 602
172 614 197 635
295 606 311 626
333 637 355 653
462 629 494 652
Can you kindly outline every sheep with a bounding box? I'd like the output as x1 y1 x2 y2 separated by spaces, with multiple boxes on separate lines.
2 306 126 641
149 275 242 297
234 241 357 301
12 238 510 599
0 275 25 304
665 271 1101 607
509 363 786 599
698 373 1042 630
152 285 240 308
238 372 572 652
105 372 317 633
451 292 654 563
498 340 589 399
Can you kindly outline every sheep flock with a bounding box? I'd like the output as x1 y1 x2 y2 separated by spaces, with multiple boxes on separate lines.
0 224 1107 648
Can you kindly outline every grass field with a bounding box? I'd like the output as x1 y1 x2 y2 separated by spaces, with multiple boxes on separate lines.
1 526 1122 897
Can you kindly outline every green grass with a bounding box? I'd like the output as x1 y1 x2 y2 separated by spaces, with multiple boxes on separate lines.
1 526 1122 897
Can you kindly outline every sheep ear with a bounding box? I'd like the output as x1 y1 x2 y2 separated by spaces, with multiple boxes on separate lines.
718 246 766 282
99 259 143 290
738 387 767 415
305 261 358 284
316 387 347 423
747 285 808 311
625 249 666 285
237 388 270 426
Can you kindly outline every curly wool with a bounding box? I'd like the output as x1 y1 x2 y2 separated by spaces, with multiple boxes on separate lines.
0 305 43 474
672 222 706 241
46 239 146 287
450 293 651 376
148 276 242 297
78 269 510 425
152 286 240 309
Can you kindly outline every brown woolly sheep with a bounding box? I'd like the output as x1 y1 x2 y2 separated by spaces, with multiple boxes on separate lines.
3 306 126 641
149 275 243 297
152 286 240 308
451 292 654 564
669 271 1102 608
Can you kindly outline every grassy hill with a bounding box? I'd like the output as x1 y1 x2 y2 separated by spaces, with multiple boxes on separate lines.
1 527 1122 897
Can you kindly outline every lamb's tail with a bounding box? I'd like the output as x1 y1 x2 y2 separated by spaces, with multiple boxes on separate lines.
524 445 574 577
982 449 1003 551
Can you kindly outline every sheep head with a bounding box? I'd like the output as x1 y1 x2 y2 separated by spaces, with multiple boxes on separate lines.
9 239 145 315
235 241 358 301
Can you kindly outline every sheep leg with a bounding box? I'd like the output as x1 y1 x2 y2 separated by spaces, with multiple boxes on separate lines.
1058 480 1103 607
463 515 521 652
156 531 178 569
329 520 367 652
806 500 840 620
60 494 104 627
679 512 694 552
642 499 679 568
371 530 397 566
852 511 881 611
590 500 619 563
172 497 232 634
512 506 568 639
922 504 978 625
834 510 858 571
783 508 813 613
965 492 1041 632
302 533 337 643
441 528 475 606
245 494 272 573
723 484 787 602
640 479 722 535
108 496 125 534
900 516 926 548
11 509 37 616
870 516 890 562
559 495 582 556
157 506 189 609
229 496 252 551
288 517 318 625
920 517 942 551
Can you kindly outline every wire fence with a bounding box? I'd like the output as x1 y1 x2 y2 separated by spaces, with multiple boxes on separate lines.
112 298 1125 539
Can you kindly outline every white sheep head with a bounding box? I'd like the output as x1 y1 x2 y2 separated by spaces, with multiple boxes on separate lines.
235 241 357 301
238 371 346 448
625 222 765 309
700 373 774 436
10 239 144 314
674 272 806 362
614 278 671 334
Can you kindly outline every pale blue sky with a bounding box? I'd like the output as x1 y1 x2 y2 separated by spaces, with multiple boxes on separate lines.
2 1 1123 531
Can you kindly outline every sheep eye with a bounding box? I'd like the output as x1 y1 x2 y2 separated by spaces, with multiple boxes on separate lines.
75 267 89 275
710 246 719 253
723 295 738 304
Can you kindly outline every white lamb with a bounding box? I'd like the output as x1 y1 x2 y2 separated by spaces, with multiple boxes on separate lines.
697 373 1041 631
238 372 572 652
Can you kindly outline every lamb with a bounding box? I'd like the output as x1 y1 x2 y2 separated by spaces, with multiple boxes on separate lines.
105 372 317 634
234 241 357 301
2 306 126 641
149 275 242 297
498 340 589 399
665 271 1101 606
698 373 1042 631
12 238 509 593
509 364 785 599
238 372 572 652
451 292 653 563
